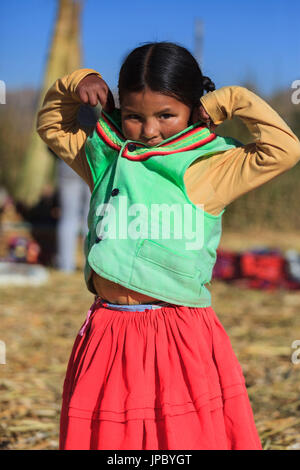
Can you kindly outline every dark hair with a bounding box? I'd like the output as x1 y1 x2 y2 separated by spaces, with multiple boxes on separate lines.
118 41 215 108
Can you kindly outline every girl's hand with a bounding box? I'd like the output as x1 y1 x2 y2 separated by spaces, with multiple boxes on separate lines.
192 103 217 132
76 74 115 113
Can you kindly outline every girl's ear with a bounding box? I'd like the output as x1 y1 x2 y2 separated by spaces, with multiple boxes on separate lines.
193 103 217 132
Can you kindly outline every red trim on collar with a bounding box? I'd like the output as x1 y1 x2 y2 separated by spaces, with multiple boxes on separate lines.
101 113 124 140
96 113 217 159
96 122 121 151
163 126 207 147
122 133 217 161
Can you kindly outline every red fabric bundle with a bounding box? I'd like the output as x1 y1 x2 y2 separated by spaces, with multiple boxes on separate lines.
240 250 285 283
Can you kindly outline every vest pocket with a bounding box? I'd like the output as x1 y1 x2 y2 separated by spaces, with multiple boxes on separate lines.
135 239 199 278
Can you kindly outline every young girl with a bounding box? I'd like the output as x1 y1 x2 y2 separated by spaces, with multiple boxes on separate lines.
37 42 300 450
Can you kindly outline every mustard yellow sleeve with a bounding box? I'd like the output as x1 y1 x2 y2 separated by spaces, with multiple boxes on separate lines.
36 68 102 190
199 86 300 207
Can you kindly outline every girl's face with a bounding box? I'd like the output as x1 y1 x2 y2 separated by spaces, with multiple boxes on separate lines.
120 88 192 146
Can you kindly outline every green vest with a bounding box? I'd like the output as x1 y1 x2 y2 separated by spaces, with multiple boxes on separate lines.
84 109 240 307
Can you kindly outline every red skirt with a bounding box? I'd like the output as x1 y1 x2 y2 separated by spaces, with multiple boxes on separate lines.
59 302 262 450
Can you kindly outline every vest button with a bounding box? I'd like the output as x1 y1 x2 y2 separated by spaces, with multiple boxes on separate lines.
111 188 119 196
127 143 136 152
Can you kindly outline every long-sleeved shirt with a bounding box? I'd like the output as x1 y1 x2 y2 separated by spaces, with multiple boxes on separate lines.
37 68 300 304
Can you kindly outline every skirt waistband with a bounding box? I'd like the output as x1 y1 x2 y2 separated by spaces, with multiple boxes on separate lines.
96 297 172 311
79 297 173 337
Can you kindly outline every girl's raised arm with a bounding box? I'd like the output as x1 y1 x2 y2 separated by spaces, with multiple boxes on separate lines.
198 86 300 208
36 69 113 190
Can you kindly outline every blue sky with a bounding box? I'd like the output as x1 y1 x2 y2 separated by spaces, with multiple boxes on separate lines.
0 0 299 96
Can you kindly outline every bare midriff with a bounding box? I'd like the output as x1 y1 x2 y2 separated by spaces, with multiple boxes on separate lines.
92 270 161 305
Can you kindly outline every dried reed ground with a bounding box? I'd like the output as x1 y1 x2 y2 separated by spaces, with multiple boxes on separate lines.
0 229 300 450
